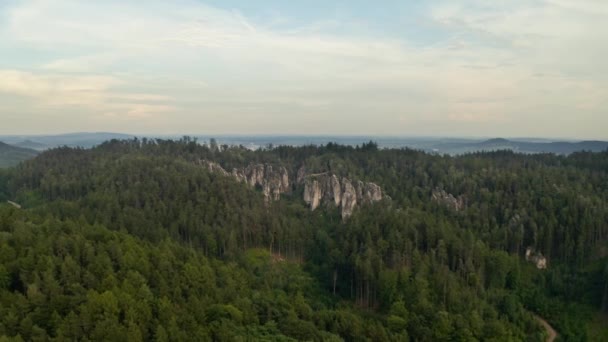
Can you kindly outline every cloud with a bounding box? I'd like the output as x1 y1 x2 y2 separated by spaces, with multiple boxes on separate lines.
42 54 121 72
0 0 606 138
0 69 176 120
429 0 608 73
103 104 176 119
0 69 118 106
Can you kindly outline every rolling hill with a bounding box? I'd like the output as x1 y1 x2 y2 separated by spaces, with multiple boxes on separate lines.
0 141 39 167
0 132 135 150
13 139 48 151
428 138 608 155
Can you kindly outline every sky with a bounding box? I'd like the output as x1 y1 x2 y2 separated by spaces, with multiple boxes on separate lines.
0 0 607 139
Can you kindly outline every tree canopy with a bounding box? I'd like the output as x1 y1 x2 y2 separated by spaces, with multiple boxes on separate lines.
0 138 606 341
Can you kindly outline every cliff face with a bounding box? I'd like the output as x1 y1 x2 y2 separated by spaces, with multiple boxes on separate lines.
299 166 384 219
340 179 358 219
200 161 290 202
200 161 386 219
431 188 466 211
525 247 547 269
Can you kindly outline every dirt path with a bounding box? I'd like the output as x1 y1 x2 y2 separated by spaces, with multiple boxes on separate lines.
534 315 558 342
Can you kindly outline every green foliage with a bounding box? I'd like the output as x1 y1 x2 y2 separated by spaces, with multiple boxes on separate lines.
0 138 607 340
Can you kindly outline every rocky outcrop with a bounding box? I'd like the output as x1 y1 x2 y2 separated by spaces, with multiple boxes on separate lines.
361 182 383 203
340 179 358 219
6 200 21 209
303 179 322 210
246 164 265 187
330 175 342 206
201 161 385 218
525 247 547 269
302 172 384 219
296 166 307 185
203 161 230 177
200 160 290 202
431 188 466 211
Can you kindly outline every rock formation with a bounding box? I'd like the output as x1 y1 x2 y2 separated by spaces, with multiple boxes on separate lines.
6 200 21 209
431 188 466 211
200 161 385 219
296 165 307 184
200 160 290 202
525 247 547 269
303 179 322 210
202 161 230 177
300 169 384 219
340 179 358 219
330 175 342 206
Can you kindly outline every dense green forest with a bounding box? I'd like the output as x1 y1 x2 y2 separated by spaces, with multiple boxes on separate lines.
1 138 607 341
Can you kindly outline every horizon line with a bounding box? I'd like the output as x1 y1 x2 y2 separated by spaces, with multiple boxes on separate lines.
0 131 607 142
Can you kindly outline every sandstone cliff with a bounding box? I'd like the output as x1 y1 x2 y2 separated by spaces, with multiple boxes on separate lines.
200 160 290 202
431 188 466 211
199 161 384 219
299 166 384 219
525 247 548 269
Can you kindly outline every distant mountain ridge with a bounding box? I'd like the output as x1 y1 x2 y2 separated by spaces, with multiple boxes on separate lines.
0 142 39 168
442 138 608 155
0 132 135 150
0 133 605 156
481 138 511 144
14 140 48 151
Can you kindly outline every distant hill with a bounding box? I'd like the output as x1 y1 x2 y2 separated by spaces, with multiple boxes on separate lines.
482 138 511 145
429 138 608 155
14 140 48 151
0 132 135 150
0 133 606 156
0 142 39 168
514 140 608 154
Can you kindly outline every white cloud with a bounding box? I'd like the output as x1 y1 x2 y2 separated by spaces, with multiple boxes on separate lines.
42 54 121 72
0 69 117 105
429 0 608 75
0 0 606 138
0 69 176 120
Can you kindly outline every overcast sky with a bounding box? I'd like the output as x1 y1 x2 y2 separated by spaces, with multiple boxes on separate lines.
1 0 607 139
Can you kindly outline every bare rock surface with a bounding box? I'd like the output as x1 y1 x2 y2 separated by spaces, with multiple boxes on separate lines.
200 160 290 202
201 160 385 218
303 173 384 219
431 188 466 211
525 247 548 269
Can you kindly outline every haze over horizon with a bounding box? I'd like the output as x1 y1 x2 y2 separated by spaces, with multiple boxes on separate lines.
0 131 603 143
1 0 607 139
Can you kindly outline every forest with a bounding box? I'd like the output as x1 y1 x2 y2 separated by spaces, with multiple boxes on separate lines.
0 137 607 341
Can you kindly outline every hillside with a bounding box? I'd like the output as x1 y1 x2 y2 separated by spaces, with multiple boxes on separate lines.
2 133 606 156
13 139 48 151
0 138 606 340
429 138 608 155
0 132 135 150
0 141 39 168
